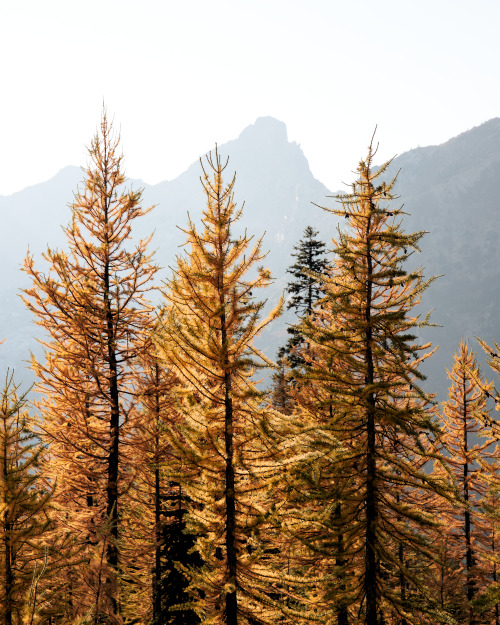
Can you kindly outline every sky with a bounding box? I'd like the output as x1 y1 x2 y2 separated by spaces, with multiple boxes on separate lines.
0 0 498 196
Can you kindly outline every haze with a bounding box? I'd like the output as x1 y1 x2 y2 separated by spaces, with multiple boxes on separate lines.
0 0 498 195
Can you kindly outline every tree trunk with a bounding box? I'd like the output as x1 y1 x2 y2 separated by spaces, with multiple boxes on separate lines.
3 519 13 625
463 380 475 625
3 435 13 625
493 531 499 625
335 503 349 625
153 363 162 624
399 541 407 625
364 209 378 625
365 400 377 625
106 358 120 571
223 362 238 625
104 195 120 614
218 183 238 625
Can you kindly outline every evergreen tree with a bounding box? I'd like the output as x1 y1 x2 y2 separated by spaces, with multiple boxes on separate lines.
286 226 329 317
156 481 202 625
285 137 453 624
154 148 283 625
283 226 329 368
270 348 294 415
23 111 158 621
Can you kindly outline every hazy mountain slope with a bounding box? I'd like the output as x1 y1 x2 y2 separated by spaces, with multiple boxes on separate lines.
1 116 500 401
381 118 500 399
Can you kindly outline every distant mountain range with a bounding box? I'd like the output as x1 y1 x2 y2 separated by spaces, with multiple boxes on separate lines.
1 116 500 401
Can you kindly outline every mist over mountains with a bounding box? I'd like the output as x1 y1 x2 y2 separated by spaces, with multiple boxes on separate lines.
1 116 500 401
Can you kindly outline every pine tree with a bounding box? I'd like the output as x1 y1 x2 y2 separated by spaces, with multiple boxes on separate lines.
23 111 158 620
286 226 329 316
155 482 202 625
286 136 453 624
0 373 52 625
283 226 329 369
154 148 283 625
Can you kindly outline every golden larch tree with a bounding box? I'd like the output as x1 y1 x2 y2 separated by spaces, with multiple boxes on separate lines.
439 341 491 624
154 148 283 625
23 111 158 620
466 337 500 623
284 137 454 625
0 373 52 625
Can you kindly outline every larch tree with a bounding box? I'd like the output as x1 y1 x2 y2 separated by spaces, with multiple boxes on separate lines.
154 148 283 625
439 341 491 624
23 111 158 620
0 373 52 625
286 137 453 625
125 342 201 625
475 472 500 625
467 337 500 623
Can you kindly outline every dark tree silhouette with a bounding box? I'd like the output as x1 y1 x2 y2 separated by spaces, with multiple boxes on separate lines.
283 226 329 368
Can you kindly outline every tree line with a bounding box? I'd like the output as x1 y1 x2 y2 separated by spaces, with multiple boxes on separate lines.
2 112 500 625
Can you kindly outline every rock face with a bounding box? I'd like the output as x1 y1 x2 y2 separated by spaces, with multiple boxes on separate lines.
2 116 500 400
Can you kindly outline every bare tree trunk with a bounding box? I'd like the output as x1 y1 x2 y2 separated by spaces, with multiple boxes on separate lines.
223 363 238 625
335 502 349 625
364 211 378 625
153 363 162 624
3 519 13 625
463 382 475 625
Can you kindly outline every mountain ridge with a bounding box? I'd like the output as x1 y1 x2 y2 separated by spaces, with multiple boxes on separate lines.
2 115 500 400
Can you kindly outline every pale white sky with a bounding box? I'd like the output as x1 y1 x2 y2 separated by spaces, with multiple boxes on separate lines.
0 0 498 196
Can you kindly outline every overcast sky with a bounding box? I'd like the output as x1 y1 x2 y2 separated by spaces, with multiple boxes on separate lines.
0 0 498 196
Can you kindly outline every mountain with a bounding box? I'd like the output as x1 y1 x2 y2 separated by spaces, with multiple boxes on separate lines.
0 117 331 386
382 118 500 399
1 116 500 401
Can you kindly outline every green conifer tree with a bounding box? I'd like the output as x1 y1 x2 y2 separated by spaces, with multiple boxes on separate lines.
156 482 202 625
283 226 329 369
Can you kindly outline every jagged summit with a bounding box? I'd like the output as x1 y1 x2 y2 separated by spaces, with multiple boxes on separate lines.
237 116 288 143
